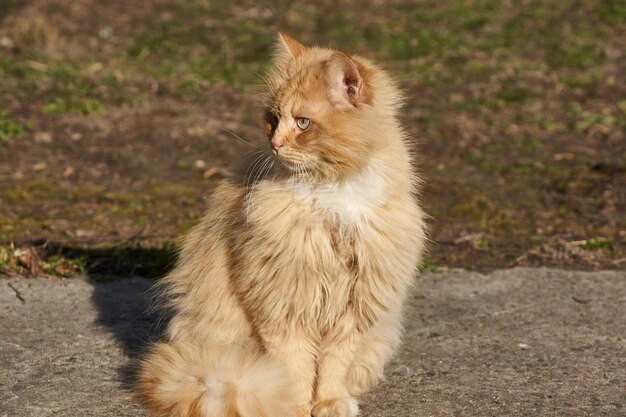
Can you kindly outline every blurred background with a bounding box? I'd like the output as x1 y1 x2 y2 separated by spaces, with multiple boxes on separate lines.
0 0 624 277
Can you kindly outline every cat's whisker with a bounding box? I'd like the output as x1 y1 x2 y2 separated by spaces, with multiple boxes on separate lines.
265 156 275 178
252 158 267 187
242 148 264 162
259 154 272 177
244 154 265 219
243 153 262 186
297 163 306 184
245 154 274 220
253 153 273 187
271 158 276 181
222 128 254 147
244 152 268 188
248 155 268 187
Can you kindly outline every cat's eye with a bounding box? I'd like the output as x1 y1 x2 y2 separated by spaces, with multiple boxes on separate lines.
295 117 311 131
264 109 279 130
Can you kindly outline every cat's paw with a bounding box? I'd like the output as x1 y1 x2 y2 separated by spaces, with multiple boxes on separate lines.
346 363 382 396
296 406 312 417
311 398 359 417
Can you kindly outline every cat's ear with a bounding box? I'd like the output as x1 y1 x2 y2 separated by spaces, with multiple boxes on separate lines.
325 53 365 109
278 32 305 59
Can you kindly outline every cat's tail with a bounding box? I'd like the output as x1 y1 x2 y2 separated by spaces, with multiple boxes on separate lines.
138 342 297 417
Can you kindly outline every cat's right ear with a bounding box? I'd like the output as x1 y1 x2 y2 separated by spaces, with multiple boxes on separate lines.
277 32 305 59
325 52 365 110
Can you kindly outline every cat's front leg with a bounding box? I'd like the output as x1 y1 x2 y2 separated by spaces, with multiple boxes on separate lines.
346 306 404 396
312 333 361 417
262 330 318 417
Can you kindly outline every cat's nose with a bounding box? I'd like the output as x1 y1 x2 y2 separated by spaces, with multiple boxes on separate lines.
271 140 283 154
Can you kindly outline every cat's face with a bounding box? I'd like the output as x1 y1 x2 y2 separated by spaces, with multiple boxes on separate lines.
264 34 376 182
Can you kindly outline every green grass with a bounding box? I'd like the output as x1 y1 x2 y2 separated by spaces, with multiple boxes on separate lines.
521 136 541 151
496 86 535 103
0 111 31 142
421 258 441 273
574 114 615 133
0 246 11 270
475 236 490 251
42 97 104 115
596 2 626 23
41 254 87 277
0 241 178 278
123 9 274 93
0 0 621 105
579 238 613 250
1 59 109 114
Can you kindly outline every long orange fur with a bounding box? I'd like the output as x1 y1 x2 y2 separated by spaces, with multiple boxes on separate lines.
138 33 427 417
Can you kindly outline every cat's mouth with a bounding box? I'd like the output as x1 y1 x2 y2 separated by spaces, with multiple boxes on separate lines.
275 154 307 173
277 157 300 171
272 147 322 175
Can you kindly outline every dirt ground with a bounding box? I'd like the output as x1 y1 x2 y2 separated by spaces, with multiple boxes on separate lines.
1 0 625 276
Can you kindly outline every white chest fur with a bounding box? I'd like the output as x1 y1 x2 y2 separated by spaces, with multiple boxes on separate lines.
287 162 388 229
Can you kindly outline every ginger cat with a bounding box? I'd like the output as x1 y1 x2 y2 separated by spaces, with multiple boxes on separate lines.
138 33 426 417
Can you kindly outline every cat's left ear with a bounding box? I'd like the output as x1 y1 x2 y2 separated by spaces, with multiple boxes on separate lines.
325 53 366 110
278 32 305 59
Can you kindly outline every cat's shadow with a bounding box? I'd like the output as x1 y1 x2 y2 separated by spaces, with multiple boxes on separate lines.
86 163 268 390
84 247 174 389
90 276 165 388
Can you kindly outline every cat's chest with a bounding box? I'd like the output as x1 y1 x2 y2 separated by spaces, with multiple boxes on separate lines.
286 165 387 228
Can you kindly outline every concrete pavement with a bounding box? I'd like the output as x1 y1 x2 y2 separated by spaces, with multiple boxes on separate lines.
1 268 625 417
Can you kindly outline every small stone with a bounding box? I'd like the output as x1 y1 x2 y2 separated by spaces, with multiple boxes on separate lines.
32 162 47 171
34 131 53 144
87 62 104 74
25 60 47 71
99 26 113 39
0 36 14 49
553 152 575 161
63 166 75 177
74 229 95 238
202 167 220 178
